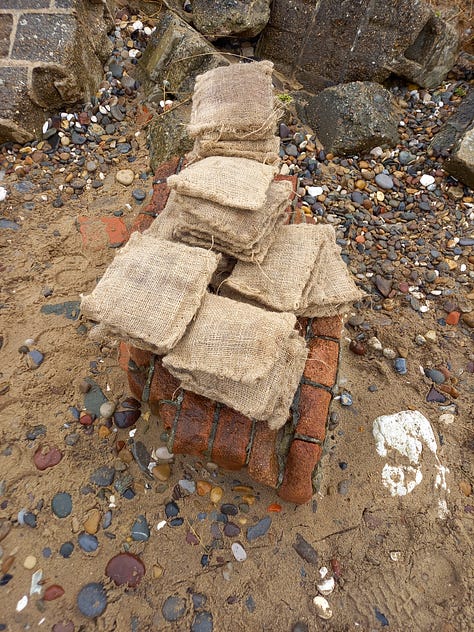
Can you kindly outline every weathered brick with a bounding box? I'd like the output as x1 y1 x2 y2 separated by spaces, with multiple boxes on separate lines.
296 385 331 442
303 337 339 387
12 14 77 63
274 174 298 199
247 424 279 488
149 359 181 403
278 439 322 504
171 391 216 457
211 407 253 470
128 345 153 369
157 401 179 430
77 216 129 251
153 156 182 185
118 341 130 373
127 370 145 402
310 316 343 339
0 14 13 58
130 213 155 235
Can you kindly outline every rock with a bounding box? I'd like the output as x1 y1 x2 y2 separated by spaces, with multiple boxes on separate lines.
83 509 101 534
162 595 187 622
210 486 223 504
426 385 447 403
257 0 458 91
165 501 179 518
246 516 272 542
424 368 446 384
51 492 72 518
221 503 238 516
113 408 140 429
420 174 435 187
131 515 150 541
224 522 241 537
394 358 407 375
116 169 135 186
138 11 229 104
152 463 171 481
231 542 247 562
375 173 394 189
33 445 63 470
83 379 108 417
23 555 37 569
26 349 44 369
293 533 318 565
312 595 332 620
192 0 270 39
52 622 74 632
191 611 213 632
77 582 107 618
179 479 196 495
78 532 98 553
148 106 194 172
375 275 392 297
445 127 474 189
461 312 474 328
106 552 145 587
44 585 65 601
304 82 399 155
59 542 74 558
99 401 115 418
337 479 350 495
430 91 474 154
90 466 115 487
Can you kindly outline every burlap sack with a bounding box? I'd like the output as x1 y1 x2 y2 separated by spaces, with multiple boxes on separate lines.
187 60 280 140
209 254 236 292
221 225 324 311
166 329 308 430
80 233 220 354
144 202 177 241
163 293 297 384
298 225 363 317
167 156 278 211
189 136 281 165
171 179 292 262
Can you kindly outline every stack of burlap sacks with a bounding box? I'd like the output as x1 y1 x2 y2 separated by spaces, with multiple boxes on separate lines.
81 61 361 431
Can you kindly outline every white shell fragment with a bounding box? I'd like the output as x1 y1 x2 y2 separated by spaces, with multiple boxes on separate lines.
0 187 7 202
317 576 335 596
16 595 28 612
420 174 435 187
313 595 333 619
152 446 174 461
231 542 247 562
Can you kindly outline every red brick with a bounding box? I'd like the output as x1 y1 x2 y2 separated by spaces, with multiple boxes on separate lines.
153 157 181 183
130 213 155 235
127 370 145 402
155 401 179 430
278 439 322 504
304 337 339 387
296 385 331 441
149 185 170 217
118 342 130 373
129 345 153 369
247 424 279 488
78 216 128 251
275 174 298 199
310 316 343 339
171 391 216 457
211 407 253 470
149 360 181 403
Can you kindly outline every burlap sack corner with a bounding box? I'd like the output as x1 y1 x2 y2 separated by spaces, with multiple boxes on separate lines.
189 136 281 165
80 233 220 354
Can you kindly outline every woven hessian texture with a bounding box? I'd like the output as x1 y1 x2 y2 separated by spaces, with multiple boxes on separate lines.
80 233 220 354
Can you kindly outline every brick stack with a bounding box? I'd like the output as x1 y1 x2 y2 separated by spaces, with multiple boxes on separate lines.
121 158 343 504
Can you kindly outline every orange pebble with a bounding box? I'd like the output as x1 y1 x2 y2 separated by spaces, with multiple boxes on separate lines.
446 311 460 325
355 234 365 244
196 480 212 496
98 425 111 439
267 503 282 513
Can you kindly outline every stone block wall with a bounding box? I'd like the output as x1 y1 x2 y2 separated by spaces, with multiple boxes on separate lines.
0 0 114 143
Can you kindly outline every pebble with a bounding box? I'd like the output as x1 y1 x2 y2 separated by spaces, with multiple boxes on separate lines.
78 532 98 553
224 522 241 537
106 552 145 587
337 479 350 495
312 595 332 620
459 481 472 497
153 446 174 461
113 409 140 428
23 555 36 569
420 174 435 186
153 463 171 481
131 514 150 541
26 349 44 369
292 624 309 632
34 445 63 470
375 173 393 189
44 585 65 601
424 368 446 384
394 358 407 374
210 486 223 504
191 611 213 632
439 413 455 425
293 533 318 565
77 582 107 617
51 492 72 518
162 595 187 622
426 386 447 403
179 479 196 495
132 188 146 201
231 542 247 562
246 516 272 542
90 466 115 487
165 501 179 518
99 401 116 418
59 542 74 558
83 509 101 534
116 169 135 185
52 622 74 632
